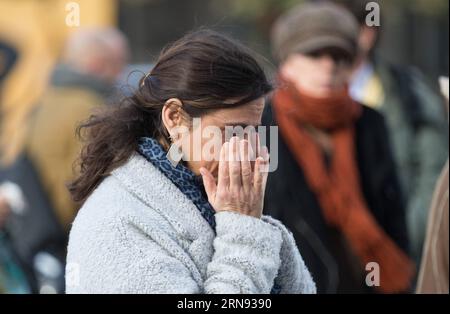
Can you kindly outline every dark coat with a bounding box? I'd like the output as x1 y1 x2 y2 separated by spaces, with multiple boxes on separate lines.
0 153 67 293
262 103 410 293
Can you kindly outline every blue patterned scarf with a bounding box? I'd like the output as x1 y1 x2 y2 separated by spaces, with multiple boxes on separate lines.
137 137 280 294
137 137 216 230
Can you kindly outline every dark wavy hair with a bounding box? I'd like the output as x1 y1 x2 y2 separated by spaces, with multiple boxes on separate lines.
68 29 272 204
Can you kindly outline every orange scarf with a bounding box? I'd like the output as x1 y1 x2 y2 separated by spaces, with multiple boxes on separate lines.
273 78 415 293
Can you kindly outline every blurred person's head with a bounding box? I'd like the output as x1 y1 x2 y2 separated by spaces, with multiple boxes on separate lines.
62 28 129 84
69 29 272 204
271 2 359 98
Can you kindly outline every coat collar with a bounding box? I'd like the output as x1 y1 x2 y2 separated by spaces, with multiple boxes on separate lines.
111 153 215 242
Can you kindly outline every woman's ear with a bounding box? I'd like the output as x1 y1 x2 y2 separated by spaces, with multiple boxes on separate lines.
161 98 184 136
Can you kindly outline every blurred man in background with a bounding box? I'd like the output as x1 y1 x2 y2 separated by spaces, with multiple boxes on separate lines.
264 2 413 293
24 27 129 230
338 0 449 265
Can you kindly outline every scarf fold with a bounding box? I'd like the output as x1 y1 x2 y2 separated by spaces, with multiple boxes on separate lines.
137 137 281 294
273 77 415 293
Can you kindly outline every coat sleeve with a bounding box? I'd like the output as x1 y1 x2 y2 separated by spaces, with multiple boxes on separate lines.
136 211 285 294
204 211 283 293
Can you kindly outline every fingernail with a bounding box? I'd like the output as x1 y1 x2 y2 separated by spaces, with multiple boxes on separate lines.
261 146 269 160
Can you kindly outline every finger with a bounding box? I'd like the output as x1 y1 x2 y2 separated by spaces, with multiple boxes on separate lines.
249 131 259 161
246 131 255 172
239 139 252 191
245 136 255 163
260 145 270 164
199 167 217 203
217 141 230 190
255 132 262 159
248 132 258 161
254 146 269 194
229 136 241 190
260 145 270 176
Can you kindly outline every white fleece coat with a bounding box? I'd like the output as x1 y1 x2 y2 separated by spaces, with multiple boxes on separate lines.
65 154 316 294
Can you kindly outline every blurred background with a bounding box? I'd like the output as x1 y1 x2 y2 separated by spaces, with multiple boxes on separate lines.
119 0 449 79
0 0 448 162
0 0 448 294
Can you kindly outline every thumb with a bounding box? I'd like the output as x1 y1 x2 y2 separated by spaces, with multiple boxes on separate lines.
199 167 217 203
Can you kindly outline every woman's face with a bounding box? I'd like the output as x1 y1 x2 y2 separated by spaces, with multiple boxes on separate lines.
178 97 266 178
280 48 353 97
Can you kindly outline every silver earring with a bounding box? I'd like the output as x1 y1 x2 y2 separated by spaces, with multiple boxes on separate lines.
166 135 183 167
